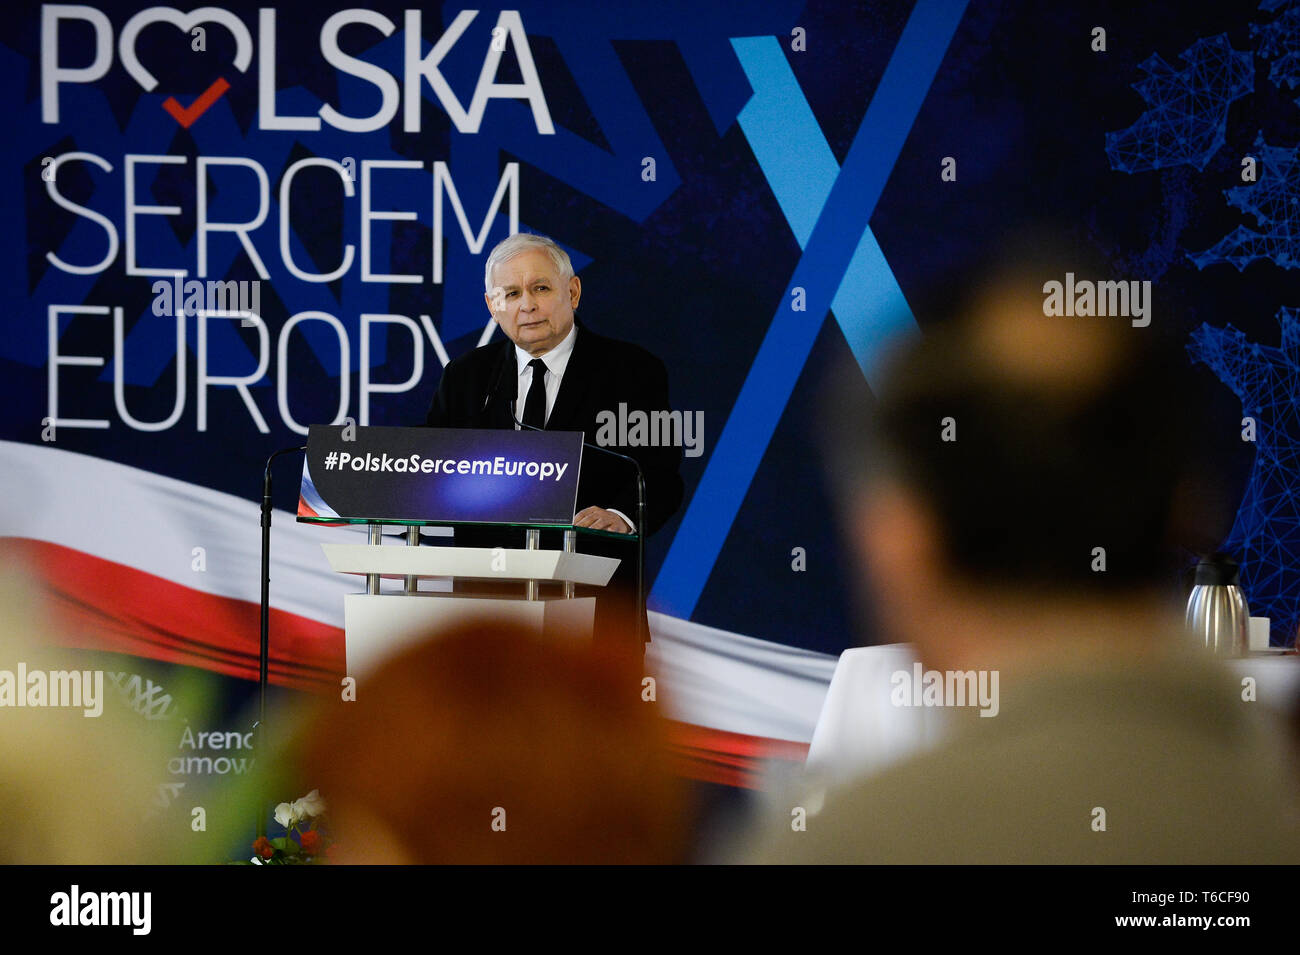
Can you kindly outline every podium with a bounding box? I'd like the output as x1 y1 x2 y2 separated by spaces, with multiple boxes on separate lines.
316 521 625 675
294 424 632 676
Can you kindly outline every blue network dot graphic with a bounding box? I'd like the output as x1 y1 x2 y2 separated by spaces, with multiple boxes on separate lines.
1255 0 1300 99
1110 5 1300 644
1103 34 1253 173
1189 134 1300 271
1189 310 1300 647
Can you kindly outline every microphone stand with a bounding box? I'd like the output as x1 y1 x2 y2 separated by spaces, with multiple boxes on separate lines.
510 401 648 647
256 444 306 839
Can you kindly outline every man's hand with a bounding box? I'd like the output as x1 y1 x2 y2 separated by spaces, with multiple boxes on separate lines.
574 506 632 534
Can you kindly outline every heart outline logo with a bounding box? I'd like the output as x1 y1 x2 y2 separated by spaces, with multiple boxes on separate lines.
117 7 251 126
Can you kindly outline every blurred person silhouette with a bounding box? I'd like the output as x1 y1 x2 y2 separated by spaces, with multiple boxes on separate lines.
748 235 1300 863
0 548 216 864
295 620 690 864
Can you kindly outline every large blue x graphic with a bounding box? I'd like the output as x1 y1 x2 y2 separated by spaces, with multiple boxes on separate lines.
651 0 969 619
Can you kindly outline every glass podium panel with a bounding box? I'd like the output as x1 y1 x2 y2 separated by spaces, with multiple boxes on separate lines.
296 514 638 542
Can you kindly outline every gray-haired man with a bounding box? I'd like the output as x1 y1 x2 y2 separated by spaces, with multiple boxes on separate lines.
425 233 685 643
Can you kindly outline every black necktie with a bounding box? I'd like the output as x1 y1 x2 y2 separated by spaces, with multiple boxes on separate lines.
522 358 548 430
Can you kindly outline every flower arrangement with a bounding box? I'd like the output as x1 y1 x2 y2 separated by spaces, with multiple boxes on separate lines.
248 790 331 864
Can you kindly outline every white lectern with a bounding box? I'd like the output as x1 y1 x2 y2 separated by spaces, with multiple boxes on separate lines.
320 523 621 676
295 424 630 676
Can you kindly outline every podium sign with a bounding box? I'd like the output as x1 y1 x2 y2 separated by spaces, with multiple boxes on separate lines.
297 425 584 525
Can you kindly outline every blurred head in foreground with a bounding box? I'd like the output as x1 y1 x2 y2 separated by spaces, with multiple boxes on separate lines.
829 237 1233 673
757 236 1300 863
297 621 688 864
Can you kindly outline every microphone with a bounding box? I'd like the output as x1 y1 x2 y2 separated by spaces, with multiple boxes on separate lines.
509 399 649 646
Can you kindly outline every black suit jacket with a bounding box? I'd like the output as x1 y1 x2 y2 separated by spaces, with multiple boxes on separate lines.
424 319 684 537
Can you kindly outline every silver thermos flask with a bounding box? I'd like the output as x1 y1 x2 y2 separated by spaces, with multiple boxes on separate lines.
1185 555 1249 655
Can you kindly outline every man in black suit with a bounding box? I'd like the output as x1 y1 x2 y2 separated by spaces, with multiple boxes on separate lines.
425 233 684 644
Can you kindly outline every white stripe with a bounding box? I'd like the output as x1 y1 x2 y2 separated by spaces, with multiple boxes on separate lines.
0 440 356 627
646 610 837 742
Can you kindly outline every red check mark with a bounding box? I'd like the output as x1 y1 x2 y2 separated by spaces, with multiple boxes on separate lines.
162 77 230 128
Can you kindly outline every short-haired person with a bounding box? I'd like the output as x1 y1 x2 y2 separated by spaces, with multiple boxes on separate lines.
425 233 684 644
297 620 690 863
749 248 1300 863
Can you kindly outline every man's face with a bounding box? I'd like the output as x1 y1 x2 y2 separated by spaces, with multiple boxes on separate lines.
486 249 581 357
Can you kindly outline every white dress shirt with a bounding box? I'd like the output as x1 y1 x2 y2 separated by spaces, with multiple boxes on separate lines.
512 322 577 427
511 324 635 533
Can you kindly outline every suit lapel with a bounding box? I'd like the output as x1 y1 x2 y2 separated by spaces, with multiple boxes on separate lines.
547 324 597 431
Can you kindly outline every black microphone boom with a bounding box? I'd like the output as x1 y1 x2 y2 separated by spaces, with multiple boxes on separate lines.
510 399 648 647
257 444 306 838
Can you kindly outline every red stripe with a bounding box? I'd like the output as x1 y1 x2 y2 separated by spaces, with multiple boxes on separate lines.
297 497 347 528
664 721 809 789
4 538 343 692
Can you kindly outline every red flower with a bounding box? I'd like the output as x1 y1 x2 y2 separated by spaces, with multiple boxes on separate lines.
299 829 322 855
253 836 275 860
